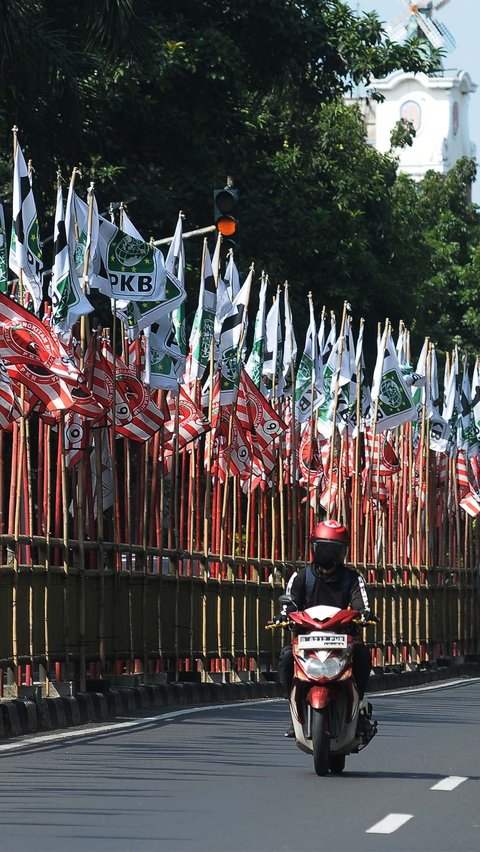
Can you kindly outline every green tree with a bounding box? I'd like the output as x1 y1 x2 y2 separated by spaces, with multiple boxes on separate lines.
1 0 476 360
412 157 480 355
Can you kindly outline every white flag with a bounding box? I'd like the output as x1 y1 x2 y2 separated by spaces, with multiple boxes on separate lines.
370 327 416 432
294 299 321 424
218 267 253 405
282 283 297 394
262 292 284 398
166 213 186 354
49 183 93 340
9 142 43 312
93 214 168 302
189 242 217 382
245 273 268 388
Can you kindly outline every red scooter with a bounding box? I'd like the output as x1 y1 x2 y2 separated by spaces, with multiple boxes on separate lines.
268 599 377 776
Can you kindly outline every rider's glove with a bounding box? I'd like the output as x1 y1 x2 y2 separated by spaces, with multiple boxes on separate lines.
359 611 379 624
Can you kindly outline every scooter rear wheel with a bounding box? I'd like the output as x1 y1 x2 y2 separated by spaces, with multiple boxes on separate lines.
312 708 329 777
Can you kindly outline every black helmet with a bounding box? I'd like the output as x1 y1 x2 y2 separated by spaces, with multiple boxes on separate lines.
310 520 349 575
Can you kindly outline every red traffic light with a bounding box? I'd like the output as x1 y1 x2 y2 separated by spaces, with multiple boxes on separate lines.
216 216 237 236
214 187 238 240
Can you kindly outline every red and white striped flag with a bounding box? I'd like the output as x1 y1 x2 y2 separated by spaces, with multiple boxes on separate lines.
114 370 165 442
0 356 22 427
0 293 84 386
7 361 75 412
237 367 287 447
456 449 470 490
460 490 480 517
299 420 322 488
213 412 252 481
319 471 338 516
83 335 117 416
364 429 400 477
164 387 210 451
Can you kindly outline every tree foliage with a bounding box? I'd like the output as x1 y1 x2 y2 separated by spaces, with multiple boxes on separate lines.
0 0 478 354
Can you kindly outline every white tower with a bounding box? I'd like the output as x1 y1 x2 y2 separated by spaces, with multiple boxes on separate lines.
371 69 477 180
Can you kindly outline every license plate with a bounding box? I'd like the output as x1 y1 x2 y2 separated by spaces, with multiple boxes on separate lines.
298 633 347 650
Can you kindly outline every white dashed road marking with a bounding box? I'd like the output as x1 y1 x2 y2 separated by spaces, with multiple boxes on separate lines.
366 814 414 834
431 776 468 791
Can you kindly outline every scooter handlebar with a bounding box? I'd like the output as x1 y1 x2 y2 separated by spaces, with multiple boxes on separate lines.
352 614 380 626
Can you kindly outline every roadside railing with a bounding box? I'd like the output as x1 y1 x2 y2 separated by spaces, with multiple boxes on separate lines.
0 534 478 696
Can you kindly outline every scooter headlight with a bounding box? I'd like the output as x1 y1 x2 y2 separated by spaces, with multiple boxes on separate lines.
303 653 347 680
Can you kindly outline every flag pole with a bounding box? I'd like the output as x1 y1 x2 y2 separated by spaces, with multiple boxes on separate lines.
0 428 3 565
425 344 433 573
416 339 429 571
203 234 221 566
219 263 253 562
327 301 349 520
10 126 23 684
285 283 298 563
42 422 52 690
352 318 364 565
303 293 316 559
363 320 388 565
76 181 96 691
58 417 72 686
270 287 280 563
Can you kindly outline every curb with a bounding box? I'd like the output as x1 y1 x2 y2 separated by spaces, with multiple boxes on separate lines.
0 664 479 740
368 662 480 692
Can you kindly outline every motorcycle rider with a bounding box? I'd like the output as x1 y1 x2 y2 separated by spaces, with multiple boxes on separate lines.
276 519 373 736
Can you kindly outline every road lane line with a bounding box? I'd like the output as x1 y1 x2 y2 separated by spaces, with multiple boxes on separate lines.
372 676 480 698
431 776 468 791
0 698 282 754
366 814 413 834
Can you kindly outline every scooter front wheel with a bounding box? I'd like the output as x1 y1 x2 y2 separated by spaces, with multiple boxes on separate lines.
329 753 346 774
311 708 329 776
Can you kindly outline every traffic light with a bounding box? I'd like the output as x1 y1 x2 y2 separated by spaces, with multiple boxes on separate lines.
214 186 239 247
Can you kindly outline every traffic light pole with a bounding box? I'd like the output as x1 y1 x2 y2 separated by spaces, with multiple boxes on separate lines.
153 224 216 247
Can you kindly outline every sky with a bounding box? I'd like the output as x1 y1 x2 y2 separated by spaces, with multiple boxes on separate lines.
347 0 480 200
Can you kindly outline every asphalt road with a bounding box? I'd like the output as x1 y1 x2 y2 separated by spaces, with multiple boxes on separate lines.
0 679 479 852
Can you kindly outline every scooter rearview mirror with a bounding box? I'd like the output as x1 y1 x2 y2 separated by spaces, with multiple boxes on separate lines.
279 594 298 610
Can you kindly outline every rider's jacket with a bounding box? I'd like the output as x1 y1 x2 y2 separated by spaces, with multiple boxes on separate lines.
287 564 371 634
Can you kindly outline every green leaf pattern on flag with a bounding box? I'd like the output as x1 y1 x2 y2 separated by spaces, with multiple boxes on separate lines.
371 329 416 432
376 369 412 421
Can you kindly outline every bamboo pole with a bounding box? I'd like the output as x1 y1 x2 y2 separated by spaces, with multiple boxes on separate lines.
76 182 96 692
202 233 221 565
363 321 388 565
59 419 71 686
270 317 278 563
43 423 52 688
244 490 252 560
124 437 132 570
0 431 4 565
283 282 298 563
142 435 150 675
327 301 349 520
304 293 317 556
219 264 253 561
352 318 364 566
157 417 166 668
95 428 106 678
